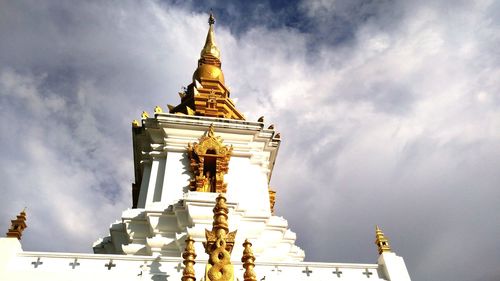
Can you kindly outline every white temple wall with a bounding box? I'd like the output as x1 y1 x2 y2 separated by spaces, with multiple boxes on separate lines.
225 156 271 215
161 152 190 206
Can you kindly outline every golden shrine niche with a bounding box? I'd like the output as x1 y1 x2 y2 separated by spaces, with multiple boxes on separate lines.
188 125 232 193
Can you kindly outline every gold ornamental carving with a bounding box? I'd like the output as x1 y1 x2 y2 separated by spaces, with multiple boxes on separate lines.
188 125 232 193
204 194 236 281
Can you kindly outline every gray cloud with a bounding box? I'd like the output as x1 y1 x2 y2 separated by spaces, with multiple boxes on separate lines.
0 1 499 281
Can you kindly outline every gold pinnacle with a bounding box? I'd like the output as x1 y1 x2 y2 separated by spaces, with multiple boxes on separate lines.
375 225 392 254
241 239 257 281
182 236 197 281
6 209 28 240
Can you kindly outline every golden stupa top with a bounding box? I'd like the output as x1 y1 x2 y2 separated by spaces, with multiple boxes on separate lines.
167 13 245 120
201 13 221 59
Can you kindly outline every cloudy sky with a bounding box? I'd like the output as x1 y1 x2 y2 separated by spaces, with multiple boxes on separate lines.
1 0 499 280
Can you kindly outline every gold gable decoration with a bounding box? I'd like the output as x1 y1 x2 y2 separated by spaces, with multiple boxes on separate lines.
188 125 232 193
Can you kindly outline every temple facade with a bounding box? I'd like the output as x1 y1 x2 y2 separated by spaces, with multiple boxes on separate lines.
0 14 412 281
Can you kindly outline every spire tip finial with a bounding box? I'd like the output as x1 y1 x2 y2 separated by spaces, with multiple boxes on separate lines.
209 11 215 25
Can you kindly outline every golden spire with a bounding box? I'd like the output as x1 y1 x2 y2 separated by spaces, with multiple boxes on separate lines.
204 194 237 281
169 12 245 120
375 225 392 254
182 236 197 281
200 12 220 60
241 239 257 281
6 208 27 240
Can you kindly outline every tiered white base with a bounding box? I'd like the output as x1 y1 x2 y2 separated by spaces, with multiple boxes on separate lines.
93 192 305 262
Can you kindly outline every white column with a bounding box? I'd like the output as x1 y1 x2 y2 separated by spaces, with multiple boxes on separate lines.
144 159 160 207
378 252 412 281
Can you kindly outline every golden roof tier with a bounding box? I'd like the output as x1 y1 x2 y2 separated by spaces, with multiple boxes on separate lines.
169 13 245 120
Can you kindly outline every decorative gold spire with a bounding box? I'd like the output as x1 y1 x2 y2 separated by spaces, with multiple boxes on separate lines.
182 236 197 281
204 194 236 281
200 12 220 60
169 13 245 120
375 225 392 254
241 239 257 281
6 208 27 240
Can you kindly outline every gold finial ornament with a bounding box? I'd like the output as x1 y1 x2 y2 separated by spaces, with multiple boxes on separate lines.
154 105 163 114
204 194 236 281
6 209 27 240
132 119 140 127
182 236 197 281
241 239 257 281
201 12 220 60
375 225 392 254
141 111 149 119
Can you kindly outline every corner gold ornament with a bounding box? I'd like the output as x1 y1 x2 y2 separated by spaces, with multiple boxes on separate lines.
375 225 392 254
132 119 140 127
204 194 236 281
6 208 27 240
188 125 232 193
241 239 257 281
182 236 197 281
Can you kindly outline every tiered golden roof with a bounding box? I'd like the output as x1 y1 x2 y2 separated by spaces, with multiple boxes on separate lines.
169 13 245 120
